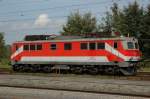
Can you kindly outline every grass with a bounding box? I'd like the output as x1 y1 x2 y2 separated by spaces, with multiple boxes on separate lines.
141 67 150 72
0 58 11 69
0 64 11 69
139 60 150 72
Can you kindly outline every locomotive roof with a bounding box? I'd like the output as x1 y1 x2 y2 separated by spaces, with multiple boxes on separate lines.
14 36 137 43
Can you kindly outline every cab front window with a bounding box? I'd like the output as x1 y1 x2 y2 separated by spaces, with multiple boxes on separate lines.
127 42 134 49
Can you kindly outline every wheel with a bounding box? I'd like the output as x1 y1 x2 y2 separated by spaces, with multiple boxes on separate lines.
72 67 83 74
42 66 51 73
104 67 115 75
31 66 39 72
12 65 19 72
22 65 30 72
15 65 24 72
88 68 98 75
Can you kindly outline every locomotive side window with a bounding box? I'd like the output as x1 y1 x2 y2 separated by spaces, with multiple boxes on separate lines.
97 43 105 49
37 44 42 50
24 45 29 50
127 42 134 49
114 42 118 49
15 45 18 51
30 45 36 50
89 43 96 50
64 43 72 50
81 43 88 50
50 44 57 50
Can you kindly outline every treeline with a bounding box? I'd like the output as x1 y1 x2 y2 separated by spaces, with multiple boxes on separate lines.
61 1 150 57
0 33 10 64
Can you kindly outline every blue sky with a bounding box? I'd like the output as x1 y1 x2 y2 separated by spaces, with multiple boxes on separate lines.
0 0 149 44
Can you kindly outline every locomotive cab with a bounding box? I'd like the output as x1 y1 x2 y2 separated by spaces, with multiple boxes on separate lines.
117 37 142 75
122 37 142 62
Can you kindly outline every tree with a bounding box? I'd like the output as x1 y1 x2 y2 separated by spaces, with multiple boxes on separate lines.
141 4 150 57
110 2 144 37
101 1 150 57
98 12 112 33
61 11 97 36
143 4 150 38
0 33 6 61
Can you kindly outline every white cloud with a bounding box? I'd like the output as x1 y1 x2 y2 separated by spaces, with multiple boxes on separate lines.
34 14 50 27
34 13 66 28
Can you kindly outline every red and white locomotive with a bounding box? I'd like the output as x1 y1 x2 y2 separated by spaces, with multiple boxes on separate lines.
11 35 142 75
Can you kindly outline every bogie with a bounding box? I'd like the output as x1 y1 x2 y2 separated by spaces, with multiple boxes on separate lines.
12 64 137 75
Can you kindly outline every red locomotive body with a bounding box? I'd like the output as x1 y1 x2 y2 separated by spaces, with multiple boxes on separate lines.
11 35 142 75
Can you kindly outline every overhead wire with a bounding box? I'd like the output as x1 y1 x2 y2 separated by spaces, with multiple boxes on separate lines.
0 0 124 19
0 0 119 22
0 11 106 33
0 11 106 23
0 0 44 7
0 1 113 15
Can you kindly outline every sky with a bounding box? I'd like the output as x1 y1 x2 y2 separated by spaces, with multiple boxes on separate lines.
0 0 149 44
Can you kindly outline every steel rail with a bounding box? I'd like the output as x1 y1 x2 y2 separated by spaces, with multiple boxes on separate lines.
0 85 149 98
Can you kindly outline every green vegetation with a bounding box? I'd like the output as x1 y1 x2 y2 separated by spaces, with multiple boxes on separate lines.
0 33 10 69
61 12 98 36
140 60 150 72
142 67 150 72
0 58 10 69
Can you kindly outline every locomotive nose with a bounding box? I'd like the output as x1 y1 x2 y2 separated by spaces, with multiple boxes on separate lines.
132 50 142 61
133 50 142 56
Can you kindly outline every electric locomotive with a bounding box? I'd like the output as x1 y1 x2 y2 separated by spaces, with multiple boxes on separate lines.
11 34 142 75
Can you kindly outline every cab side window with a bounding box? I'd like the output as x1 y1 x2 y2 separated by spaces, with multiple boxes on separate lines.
37 44 42 50
64 43 72 50
97 43 105 49
24 45 29 50
50 44 57 50
89 43 96 50
114 42 118 49
135 43 138 49
15 45 18 51
30 45 36 50
80 43 88 50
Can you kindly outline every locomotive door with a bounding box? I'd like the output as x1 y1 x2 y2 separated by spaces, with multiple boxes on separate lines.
113 41 119 61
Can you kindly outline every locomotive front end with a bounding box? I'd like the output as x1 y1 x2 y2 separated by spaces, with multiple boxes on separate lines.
122 37 142 62
119 37 142 75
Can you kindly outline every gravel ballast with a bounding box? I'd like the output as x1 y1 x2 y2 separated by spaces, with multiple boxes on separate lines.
0 74 150 97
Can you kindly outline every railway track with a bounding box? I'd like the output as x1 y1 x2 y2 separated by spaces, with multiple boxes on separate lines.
0 74 150 98
0 68 150 81
126 72 150 81
138 72 150 75
0 68 12 74
0 85 149 98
